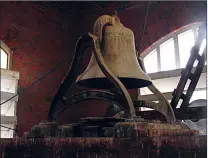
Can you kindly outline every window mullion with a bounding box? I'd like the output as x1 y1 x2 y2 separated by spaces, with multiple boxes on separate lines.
173 35 180 68
192 28 197 42
156 46 161 71
137 88 142 111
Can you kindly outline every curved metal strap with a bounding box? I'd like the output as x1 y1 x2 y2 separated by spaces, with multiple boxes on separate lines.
139 58 176 123
88 33 136 118
148 84 176 123
54 90 174 123
48 35 93 121
49 33 136 121
54 90 123 121
134 86 176 123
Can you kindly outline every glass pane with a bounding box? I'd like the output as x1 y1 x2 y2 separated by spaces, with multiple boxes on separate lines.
193 38 206 67
140 72 206 95
1 48 8 69
160 38 176 71
140 107 153 111
190 90 206 103
195 73 207 89
143 49 158 73
193 42 206 67
198 39 206 56
140 87 152 95
176 99 183 109
1 100 16 116
178 30 195 68
152 76 181 93
196 28 199 36
197 27 206 65
140 101 159 111
0 124 14 138
140 77 179 95
1 78 17 93
193 60 198 67
140 90 206 111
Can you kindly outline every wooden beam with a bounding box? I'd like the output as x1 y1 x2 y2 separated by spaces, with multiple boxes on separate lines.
138 87 206 102
1 116 17 124
136 106 207 121
1 91 18 102
0 68 19 80
147 66 206 80
138 92 173 101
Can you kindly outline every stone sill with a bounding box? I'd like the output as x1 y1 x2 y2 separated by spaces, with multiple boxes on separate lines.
1 68 20 80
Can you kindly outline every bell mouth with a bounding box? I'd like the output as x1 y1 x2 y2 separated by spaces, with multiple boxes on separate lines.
76 77 152 89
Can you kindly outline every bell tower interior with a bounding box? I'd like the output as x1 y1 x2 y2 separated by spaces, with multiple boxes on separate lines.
0 1 206 158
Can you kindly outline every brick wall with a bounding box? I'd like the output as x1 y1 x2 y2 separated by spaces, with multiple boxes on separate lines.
0 1 76 136
76 1 206 53
0 1 206 136
65 1 206 124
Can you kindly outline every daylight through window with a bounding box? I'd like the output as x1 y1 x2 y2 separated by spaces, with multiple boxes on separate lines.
139 23 206 111
1 48 8 69
141 23 206 73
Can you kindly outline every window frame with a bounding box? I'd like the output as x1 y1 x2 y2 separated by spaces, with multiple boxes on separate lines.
0 68 19 138
140 22 202 71
159 37 176 71
0 40 16 138
0 40 13 69
138 22 206 112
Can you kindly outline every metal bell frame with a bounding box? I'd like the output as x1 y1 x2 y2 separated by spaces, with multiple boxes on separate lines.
48 13 177 123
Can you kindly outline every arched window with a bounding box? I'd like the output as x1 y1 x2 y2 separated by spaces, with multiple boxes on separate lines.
0 40 12 69
0 40 18 138
138 22 206 110
141 22 206 73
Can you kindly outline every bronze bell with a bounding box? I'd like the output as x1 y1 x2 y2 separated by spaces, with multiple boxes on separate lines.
76 13 152 89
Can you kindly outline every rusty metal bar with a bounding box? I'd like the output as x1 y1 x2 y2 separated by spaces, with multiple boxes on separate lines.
136 106 207 121
170 24 206 111
90 33 136 118
49 32 137 121
179 46 206 113
48 35 93 121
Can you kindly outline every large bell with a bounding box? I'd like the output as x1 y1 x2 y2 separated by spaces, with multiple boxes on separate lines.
76 14 152 89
